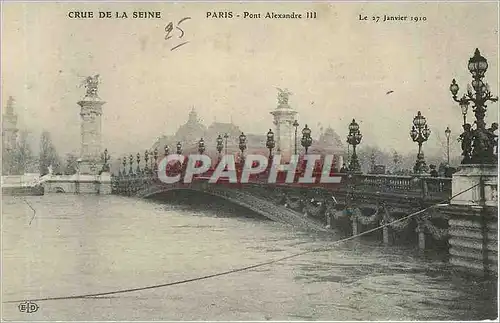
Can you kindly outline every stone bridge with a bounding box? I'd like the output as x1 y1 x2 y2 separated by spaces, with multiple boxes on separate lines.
112 173 453 240
109 168 497 276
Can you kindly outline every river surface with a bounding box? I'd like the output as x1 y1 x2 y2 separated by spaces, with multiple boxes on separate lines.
2 194 497 321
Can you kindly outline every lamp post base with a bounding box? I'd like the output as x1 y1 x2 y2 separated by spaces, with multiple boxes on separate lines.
413 153 428 174
349 155 361 173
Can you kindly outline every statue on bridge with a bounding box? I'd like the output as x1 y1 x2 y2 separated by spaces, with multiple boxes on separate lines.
276 88 292 105
487 122 498 157
458 123 473 164
83 74 100 97
470 124 497 164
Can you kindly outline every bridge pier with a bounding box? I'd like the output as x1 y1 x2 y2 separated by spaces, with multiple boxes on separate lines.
443 164 498 276
416 226 427 250
352 216 359 236
382 225 394 245
326 213 333 229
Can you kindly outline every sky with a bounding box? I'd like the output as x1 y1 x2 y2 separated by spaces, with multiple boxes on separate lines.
1 2 498 158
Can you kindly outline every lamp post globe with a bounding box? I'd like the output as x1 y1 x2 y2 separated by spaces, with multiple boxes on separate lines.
459 95 469 125
468 48 488 78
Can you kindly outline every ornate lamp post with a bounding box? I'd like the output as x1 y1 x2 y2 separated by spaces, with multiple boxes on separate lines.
198 138 205 154
90 163 97 175
346 119 362 173
393 151 401 174
369 152 376 173
164 145 170 157
292 120 299 155
445 126 451 165
301 124 312 154
224 133 229 155
266 129 275 158
410 111 431 174
136 152 141 173
153 147 158 171
144 150 149 172
176 142 182 155
239 132 247 162
129 154 134 174
102 148 110 172
216 135 224 159
450 48 498 164
122 157 127 176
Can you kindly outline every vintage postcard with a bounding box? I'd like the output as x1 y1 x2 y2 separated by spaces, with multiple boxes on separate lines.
1 1 498 321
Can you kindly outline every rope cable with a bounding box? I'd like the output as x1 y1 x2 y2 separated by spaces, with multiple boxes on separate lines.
3 183 479 304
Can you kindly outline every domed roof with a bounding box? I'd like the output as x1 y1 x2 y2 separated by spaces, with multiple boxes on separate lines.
174 108 206 145
316 126 344 152
205 122 242 144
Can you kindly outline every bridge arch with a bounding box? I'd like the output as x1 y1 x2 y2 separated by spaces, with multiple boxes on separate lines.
54 187 66 193
138 184 329 232
144 187 270 221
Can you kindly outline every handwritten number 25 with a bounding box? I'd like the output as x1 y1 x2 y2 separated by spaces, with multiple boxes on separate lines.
165 17 191 41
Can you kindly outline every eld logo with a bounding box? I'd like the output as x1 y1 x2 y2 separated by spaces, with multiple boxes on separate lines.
18 301 39 313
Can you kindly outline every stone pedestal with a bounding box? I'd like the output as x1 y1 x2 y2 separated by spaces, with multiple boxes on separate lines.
450 164 497 207
98 172 112 194
270 102 298 161
41 173 112 195
78 96 105 175
444 163 498 276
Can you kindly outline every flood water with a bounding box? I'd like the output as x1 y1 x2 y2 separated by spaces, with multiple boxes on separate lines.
2 194 497 321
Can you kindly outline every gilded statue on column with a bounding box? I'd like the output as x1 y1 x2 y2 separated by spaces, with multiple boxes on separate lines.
276 88 292 105
84 74 100 97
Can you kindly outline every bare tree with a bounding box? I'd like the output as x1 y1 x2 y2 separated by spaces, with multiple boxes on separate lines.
8 131 35 175
39 131 62 175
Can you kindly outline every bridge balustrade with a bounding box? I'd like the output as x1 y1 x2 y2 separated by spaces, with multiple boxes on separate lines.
112 165 452 201
344 174 451 200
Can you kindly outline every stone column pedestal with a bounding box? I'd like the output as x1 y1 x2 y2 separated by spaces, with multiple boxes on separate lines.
445 163 498 276
450 164 497 207
98 172 112 194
